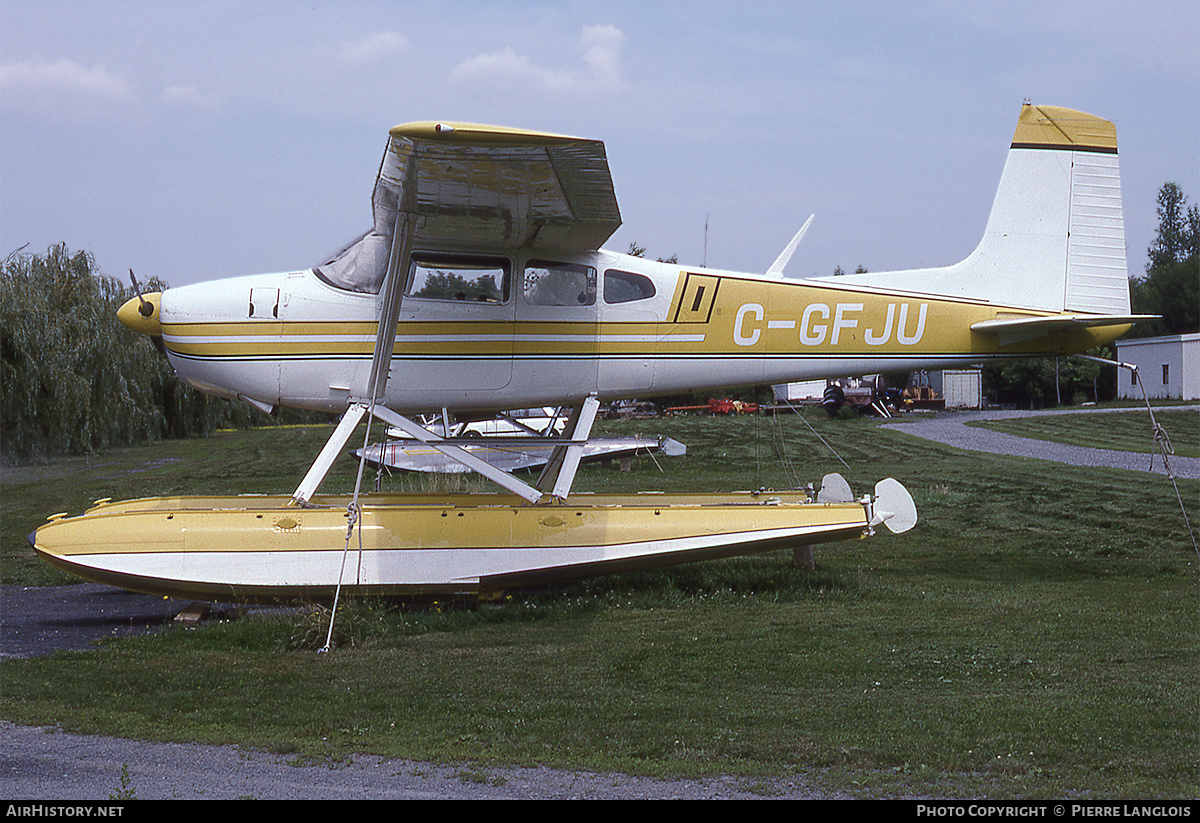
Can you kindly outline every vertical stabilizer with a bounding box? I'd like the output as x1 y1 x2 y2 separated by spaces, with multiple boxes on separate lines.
832 104 1130 315
996 104 1128 313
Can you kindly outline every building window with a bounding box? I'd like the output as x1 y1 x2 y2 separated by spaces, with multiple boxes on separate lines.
1162 364 1170 386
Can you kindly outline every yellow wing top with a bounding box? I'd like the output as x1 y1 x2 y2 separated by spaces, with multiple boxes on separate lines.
376 121 622 253
389 121 583 146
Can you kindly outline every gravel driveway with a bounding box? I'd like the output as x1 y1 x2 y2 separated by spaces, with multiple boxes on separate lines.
882 405 1200 479
2 719 839 800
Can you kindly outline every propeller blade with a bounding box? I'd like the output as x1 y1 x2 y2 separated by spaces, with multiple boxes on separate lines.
128 269 154 317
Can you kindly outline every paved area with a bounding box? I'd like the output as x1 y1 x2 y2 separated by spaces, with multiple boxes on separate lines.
1 583 185 661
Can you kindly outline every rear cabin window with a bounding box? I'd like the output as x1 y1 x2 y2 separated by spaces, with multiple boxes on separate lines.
406 254 510 303
603 269 656 304
523 261 596 306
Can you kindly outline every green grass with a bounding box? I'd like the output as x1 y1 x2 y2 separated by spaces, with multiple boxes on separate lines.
964 408 1199 459
2 410 1197 797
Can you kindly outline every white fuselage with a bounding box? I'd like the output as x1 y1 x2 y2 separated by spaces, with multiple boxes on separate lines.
162 249 677 415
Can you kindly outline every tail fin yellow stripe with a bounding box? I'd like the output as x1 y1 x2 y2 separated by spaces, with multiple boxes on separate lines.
1011 103 1117 153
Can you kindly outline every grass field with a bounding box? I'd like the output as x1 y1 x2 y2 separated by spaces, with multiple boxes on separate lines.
2 408 1197 798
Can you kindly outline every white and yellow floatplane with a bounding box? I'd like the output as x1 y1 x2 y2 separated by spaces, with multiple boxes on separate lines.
31 477 915 604
31 103 1147 602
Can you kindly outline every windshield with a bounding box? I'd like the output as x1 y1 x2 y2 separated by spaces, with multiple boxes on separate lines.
314 229 391 293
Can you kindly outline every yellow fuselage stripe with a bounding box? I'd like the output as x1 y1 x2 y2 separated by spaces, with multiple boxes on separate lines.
160 276 1129 361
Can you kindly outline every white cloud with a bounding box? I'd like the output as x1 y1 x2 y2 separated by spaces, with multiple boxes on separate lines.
450 46 550 86
579 25 624 88
450 24 625 95
161 83 221 113
0 58 137 118
335 31 409 66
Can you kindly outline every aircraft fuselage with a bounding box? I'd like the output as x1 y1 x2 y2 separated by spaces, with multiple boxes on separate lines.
143 248 1125 418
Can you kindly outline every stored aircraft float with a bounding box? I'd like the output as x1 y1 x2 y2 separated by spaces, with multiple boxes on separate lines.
31 103 1146 602
353 408 688 475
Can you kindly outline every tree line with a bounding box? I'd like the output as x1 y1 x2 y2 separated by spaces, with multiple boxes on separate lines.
1128 181 1200 338
0 244 304 463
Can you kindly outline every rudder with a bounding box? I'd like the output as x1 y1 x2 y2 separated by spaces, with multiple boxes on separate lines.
957 103 1129 313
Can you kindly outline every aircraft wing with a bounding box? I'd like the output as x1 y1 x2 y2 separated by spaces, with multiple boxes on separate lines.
375 121 622 253
971 314 1156 347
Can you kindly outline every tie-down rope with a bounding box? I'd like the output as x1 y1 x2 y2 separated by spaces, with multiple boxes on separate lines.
1076 354 1197 561
320 403 377 653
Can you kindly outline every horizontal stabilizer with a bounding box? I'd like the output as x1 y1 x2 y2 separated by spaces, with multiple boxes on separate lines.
971 314 1156 347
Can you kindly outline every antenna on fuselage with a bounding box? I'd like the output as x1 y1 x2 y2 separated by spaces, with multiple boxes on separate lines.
766 215 815 278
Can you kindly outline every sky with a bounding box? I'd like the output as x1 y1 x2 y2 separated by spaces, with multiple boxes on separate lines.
2 1 1197 290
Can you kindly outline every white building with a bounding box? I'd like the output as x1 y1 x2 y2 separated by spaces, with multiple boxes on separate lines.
942 369 983 409
1115 333 1200 400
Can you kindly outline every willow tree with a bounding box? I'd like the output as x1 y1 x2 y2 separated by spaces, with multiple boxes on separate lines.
1 244 274 462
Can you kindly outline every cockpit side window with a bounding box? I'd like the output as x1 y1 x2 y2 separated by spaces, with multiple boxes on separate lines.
603 269 656 304
523 261 597 306
406 253 510 303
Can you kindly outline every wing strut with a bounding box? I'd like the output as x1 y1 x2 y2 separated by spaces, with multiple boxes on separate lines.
291 153 418 507
370 406 548 503
535 395 600 499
